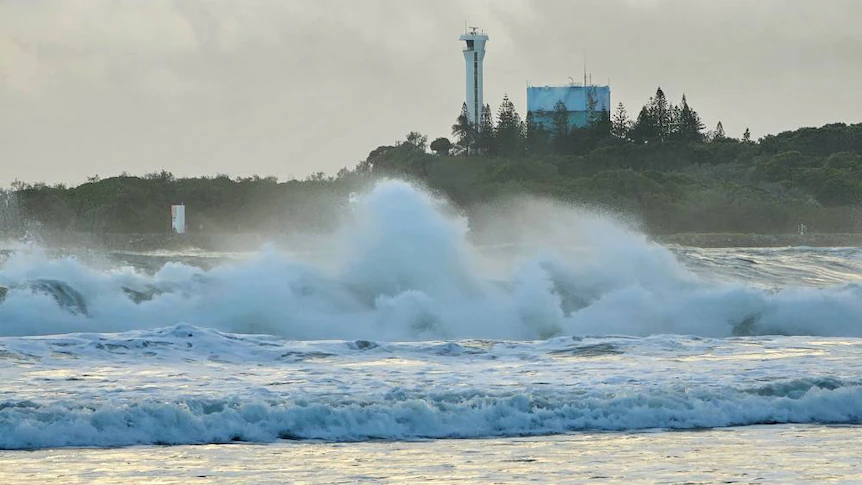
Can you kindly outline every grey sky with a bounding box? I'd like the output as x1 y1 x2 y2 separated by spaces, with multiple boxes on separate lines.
2 0 861 187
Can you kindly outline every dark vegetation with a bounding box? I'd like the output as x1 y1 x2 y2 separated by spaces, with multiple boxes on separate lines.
4 87 862 236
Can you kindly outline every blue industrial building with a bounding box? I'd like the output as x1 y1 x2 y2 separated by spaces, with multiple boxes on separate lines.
527 84 611 129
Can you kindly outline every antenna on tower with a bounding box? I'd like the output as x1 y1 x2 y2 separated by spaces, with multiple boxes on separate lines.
583 57 587 87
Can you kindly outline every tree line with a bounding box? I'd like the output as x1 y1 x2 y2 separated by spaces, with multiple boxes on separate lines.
441 87 734 160
361 86 862 234
2 86 861 237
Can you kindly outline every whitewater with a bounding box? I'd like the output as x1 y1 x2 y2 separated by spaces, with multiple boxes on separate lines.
0 180 860 483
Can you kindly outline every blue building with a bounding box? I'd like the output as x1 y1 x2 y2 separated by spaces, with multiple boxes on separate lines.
527 84 611 129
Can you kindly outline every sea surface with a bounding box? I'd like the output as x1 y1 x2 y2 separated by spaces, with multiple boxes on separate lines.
0 181 860 483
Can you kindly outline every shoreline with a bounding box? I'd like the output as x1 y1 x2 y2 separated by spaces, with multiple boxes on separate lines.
6 231 862 252
655 232 862 249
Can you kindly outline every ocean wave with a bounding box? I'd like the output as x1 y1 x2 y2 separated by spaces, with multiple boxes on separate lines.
1 382 859 450
2 180 862 339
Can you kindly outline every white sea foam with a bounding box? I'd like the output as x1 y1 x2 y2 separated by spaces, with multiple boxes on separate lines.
0 383 859 449
1 324 860 450
1 179 862 339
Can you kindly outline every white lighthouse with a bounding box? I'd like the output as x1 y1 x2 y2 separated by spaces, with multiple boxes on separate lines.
459 27 488 131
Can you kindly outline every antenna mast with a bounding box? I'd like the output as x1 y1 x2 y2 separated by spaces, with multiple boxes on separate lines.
584 56 587 87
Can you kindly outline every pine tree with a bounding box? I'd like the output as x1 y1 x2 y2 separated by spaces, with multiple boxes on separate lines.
586 87 600 125
673 94 706 142
551 100 569 153
551 101 569 139
525 111 550 154
669 103 680 138
589 109 612 137
630 104 658 144
495 94 524 157
712 121 726 142
477 104 495 155
451 102 475 155
649 87 672 141
743 127 751 142
611 102 632 139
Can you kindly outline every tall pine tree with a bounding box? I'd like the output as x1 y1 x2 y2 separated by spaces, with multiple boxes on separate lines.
673 94 705 142
477 103 495 154
630 104 658 144
711 121 727 142
648 87 672 141
525 111 550 154
611 102 632 140
669 103 681 138
586 88 600 125
590 109 612 134
495 94 524 157
551 100 569 153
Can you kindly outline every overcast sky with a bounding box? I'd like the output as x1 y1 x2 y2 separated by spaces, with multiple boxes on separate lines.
2 0 861 187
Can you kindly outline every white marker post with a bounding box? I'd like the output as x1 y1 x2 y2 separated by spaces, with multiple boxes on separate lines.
171 204 186 234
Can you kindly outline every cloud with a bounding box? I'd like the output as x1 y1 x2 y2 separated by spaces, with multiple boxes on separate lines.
1 0 860 186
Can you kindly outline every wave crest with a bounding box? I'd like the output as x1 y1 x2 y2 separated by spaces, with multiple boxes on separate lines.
2 180 862 339
1 383 859 449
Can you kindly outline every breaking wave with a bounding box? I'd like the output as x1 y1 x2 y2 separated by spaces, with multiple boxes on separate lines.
2 179 862 339
1 381 859 449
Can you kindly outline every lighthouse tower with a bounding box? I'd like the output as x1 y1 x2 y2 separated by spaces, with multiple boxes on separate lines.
459 27 488 131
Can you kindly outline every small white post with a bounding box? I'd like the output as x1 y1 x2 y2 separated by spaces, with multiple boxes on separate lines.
171 204 186 234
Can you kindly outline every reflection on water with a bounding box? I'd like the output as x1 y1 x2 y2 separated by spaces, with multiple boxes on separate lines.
1 425 858 484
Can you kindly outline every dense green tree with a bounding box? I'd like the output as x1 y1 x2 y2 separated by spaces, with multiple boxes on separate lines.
551 100 570 154
451 102 474 155
366 139 435 178
588 109 613 137
669 103 681 138
563 109 614 156
477 104 495 155
495 94 525 157
760 123 862 156
630 105 658 144
551 101 569 138
429 137 453 156
586 88 600 125
404 132 428 152
611 102 632 140
649 87 673 141
711 121 727 142
673 95 706 142
525 112 551 155
825 151 862 170
10 122 862 238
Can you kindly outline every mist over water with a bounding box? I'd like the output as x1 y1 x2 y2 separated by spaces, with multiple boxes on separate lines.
1 179 862 339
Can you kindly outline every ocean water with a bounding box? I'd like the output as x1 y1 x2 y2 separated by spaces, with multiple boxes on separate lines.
0 180 860 483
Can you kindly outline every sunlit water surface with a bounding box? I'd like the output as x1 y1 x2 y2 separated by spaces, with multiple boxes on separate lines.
2 426 860 484
1 182 861 482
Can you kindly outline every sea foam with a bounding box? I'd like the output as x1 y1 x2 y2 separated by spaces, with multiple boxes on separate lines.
1 179 862 339
0 382 858 449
